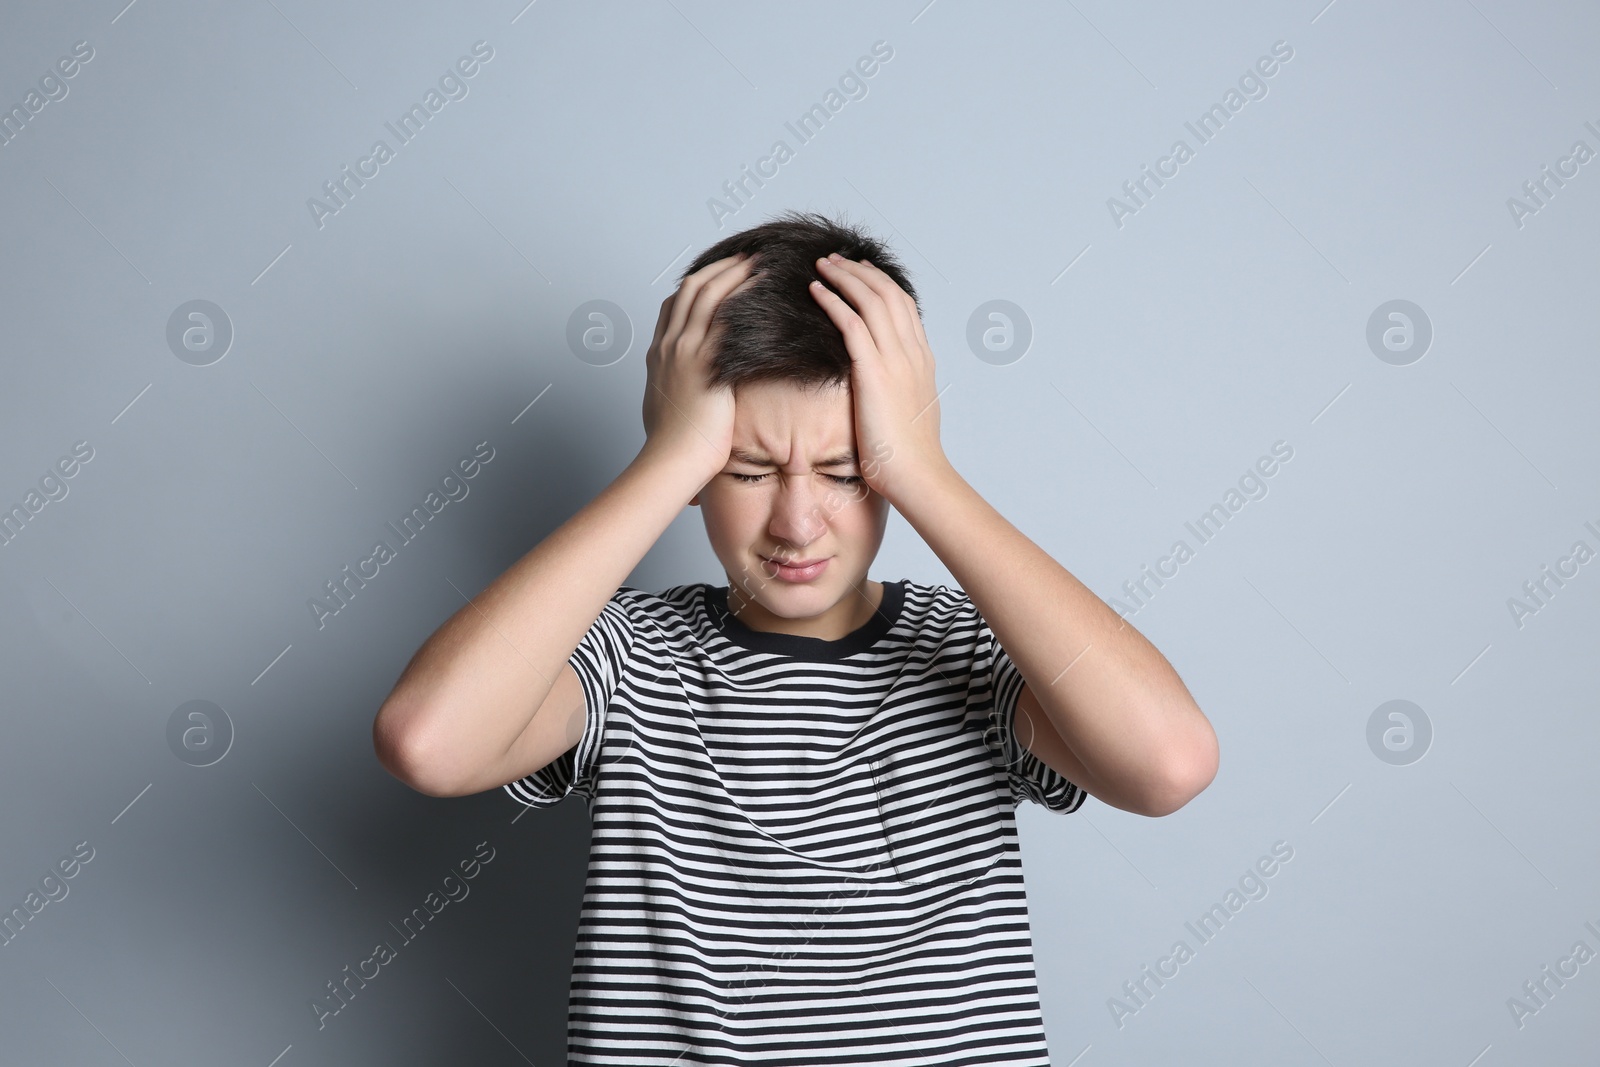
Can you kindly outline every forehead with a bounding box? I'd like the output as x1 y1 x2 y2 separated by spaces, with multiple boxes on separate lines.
731 380 855 459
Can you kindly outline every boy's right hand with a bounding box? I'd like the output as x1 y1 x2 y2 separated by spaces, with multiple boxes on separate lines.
640 253 759 480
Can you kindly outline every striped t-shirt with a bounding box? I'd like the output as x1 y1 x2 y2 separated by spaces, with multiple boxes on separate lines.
504 578 1086 1065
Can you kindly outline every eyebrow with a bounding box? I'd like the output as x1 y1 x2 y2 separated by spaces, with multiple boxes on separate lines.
729 447 857 468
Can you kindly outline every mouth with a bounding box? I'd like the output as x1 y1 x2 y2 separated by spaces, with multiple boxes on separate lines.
759 555 832 582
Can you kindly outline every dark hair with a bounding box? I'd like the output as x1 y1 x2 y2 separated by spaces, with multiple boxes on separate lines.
677 209 920 392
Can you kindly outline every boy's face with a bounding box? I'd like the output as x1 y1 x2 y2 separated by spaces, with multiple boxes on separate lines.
689 379 888 630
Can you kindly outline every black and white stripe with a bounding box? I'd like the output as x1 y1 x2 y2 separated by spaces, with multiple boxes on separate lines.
506 579 1085 1065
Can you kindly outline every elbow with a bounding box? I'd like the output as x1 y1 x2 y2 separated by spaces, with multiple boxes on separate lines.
1144 721 1219 818
373 698 458 798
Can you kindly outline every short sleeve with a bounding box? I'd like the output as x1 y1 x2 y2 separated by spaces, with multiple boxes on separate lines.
972 608 1087 815
503 588 638 809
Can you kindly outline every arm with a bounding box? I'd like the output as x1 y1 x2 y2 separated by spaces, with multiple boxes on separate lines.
808 253 1218 819
372 442 711 796
373 253 758 796
894 462 1216 817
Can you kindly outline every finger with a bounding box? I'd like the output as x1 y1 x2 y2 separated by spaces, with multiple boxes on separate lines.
725 261 764 301
663 253 751 355
856 259 928 352
652 256 741 361
826 257 915 351
909 304 931 353
675 254 758 354
807 277 880 363
832 257 922 357
815 256 908 360
662 253 745 346
647 291 675 361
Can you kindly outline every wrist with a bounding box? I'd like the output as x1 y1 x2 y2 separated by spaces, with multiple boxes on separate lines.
632 437 723 495
883 454 959 514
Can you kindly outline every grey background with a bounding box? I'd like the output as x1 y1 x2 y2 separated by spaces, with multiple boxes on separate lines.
2 0 1597 1063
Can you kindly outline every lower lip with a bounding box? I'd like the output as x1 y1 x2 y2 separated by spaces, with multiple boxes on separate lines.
764 557 830 582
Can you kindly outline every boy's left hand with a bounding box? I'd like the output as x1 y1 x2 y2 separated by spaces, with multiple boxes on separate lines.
809 253 949 507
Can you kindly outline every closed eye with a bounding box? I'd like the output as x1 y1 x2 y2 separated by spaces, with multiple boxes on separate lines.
729 472 863 486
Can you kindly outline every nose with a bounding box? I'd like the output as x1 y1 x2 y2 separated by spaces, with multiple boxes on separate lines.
766 473 828 554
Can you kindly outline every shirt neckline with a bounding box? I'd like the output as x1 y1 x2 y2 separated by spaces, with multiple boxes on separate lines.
705 579 905 661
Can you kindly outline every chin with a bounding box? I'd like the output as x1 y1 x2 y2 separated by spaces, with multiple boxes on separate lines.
765 590 839 622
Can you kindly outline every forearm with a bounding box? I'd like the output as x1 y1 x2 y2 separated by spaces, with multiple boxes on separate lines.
375 441 710 783
893 461 1214 812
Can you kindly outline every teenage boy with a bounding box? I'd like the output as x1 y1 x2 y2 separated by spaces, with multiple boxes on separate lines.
374 211 1217 1064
